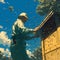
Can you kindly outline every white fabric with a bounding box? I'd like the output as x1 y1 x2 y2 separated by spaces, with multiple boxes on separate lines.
12 19 33 35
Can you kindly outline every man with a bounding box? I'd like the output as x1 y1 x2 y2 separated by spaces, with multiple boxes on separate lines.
10 12 36 60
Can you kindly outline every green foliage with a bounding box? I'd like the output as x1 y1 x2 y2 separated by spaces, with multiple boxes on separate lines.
33 47 42 60
36 3 51 15
36 0 60 15
31 46 42 60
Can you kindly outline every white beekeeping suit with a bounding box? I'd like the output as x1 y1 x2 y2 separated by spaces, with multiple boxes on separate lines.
12 13 33 37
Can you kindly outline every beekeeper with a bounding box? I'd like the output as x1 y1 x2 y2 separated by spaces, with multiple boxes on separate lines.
10 12 36 60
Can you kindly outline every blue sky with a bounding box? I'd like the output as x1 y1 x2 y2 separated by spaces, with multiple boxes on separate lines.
0 0 45 56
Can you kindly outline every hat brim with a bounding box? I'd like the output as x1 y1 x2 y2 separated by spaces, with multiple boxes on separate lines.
18 16 28 20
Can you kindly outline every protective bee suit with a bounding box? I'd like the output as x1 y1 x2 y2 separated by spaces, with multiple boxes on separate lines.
10 12 35 60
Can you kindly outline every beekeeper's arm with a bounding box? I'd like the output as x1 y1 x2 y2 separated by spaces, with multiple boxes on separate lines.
17 21 35 34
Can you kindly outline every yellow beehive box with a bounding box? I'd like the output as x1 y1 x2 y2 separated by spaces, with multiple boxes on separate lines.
37 11 60 60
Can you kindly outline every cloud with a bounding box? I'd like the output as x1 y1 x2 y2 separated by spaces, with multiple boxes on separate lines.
0 48 4 53
0 31 11 47
0 0 5 3
0 48 11 57
4 49 11 57
26 50 34 58
0 25 3 29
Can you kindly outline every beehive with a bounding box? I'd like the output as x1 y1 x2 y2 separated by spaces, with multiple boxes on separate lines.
37 11 60 60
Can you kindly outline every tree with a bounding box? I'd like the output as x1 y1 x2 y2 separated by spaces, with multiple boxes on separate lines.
36 0 60 15
31 47 42 60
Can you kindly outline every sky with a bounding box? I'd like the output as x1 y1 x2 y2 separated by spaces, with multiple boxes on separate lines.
0 0 45 57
